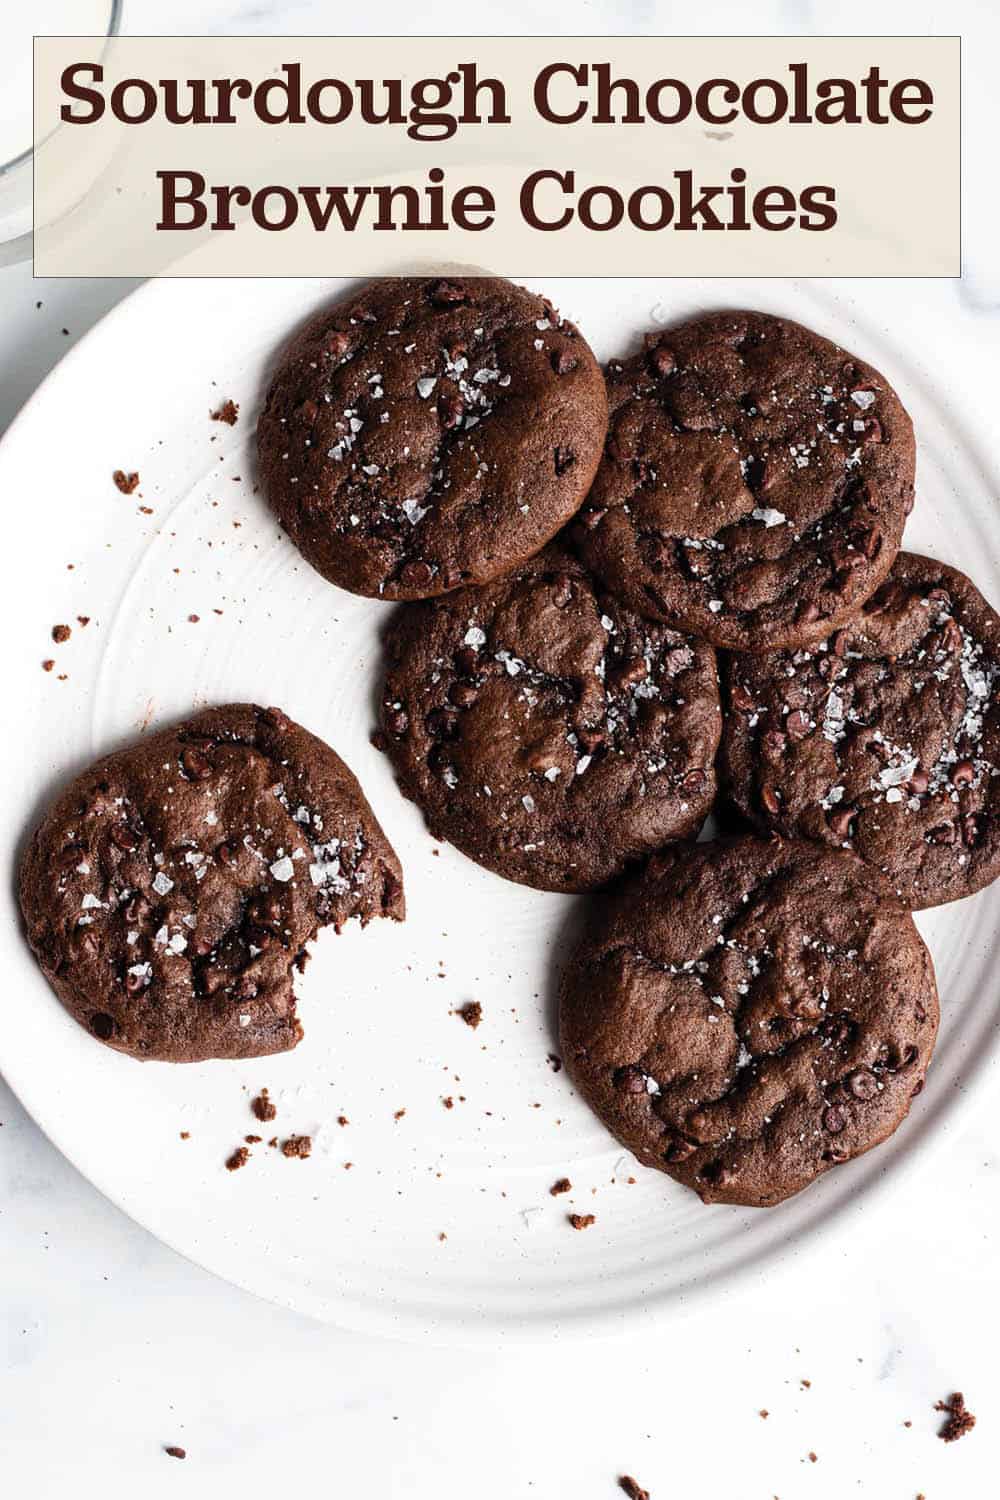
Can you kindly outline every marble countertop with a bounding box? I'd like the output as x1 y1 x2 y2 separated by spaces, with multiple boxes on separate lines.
3 3 999 1496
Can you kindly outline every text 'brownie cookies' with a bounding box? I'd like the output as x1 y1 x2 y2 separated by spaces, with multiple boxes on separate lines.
377 542 721 892
720 553 1000 909
257 275 608 601
573 310 915 651
560 838 938 1207
19 705 404 1061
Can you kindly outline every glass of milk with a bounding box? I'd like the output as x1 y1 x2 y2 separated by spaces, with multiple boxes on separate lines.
0 1 122 264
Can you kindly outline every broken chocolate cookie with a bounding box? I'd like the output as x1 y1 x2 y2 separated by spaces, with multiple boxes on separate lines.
19 704 403 1061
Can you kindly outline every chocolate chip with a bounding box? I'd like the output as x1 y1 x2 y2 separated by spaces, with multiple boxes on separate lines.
761 784 780 815
438 391 464 430
180 747 212 782
428 279 466 307
845 1067 877 1100
385 707 409 736
110 823 139 853
453 647 480 677
425 707 458 740
554 445 577 476
579 506 605 530
822 1104 847 1133
663 1137 695 1163
90 1012 115 1040
614 1064 647 1094
828 806 856 839
907 767 929 796
325 330 349 358
962 812 983 847
648 344 677 377
400 560 433 588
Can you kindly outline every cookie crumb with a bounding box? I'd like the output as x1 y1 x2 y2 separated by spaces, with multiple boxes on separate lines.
442 1096 454 1109
113 469 139 494
77 615 90 627
568 1213 595 1230
225 1146 249 1172
281 1134 312 1159
179 1131 190 1140
42 659 54 672
164 1446 186 1460
935 1391 976 1443
210 399 239 425
337 1115 349 1127
547 1053 562 1072
618 1477 649 1500
394 1108 406 1121
759 1409 769 1420
51 623 71 643
550 1177 572 1196
807 1452 818 1463
456 1000 482 1029
251 1089 276 1122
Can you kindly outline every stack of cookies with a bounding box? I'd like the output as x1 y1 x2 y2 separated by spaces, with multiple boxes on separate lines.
22 275 1000 1212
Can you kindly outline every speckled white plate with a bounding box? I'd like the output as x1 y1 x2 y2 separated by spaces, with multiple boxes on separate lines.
2 274 999 1344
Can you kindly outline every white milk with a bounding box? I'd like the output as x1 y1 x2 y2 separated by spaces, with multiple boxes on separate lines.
0 1 114 167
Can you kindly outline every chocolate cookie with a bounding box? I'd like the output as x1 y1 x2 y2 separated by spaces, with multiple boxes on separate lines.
573 310 915 651
378 543 720 892
720 553 1000 909
257 276 607 600
19 705 404 1061
560 837 938 1207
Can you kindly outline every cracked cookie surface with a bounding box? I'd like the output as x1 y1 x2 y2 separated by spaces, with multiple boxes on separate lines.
560 837 937 1207
720 553 1000 909
572 310 915 651
257 276 607 600
19 705 404 1061
377 542 720 892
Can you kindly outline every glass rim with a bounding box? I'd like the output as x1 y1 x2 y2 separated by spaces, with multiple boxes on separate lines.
0 0 125 180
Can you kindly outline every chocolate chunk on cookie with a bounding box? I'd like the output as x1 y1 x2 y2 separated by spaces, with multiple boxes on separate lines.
257 276 607 600
19 705 404 1061
378 542 720 892
560 837 938 1207
720 553 1000 909
573 310 915 651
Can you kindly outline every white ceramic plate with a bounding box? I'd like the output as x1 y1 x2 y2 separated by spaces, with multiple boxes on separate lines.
3 275 999 1344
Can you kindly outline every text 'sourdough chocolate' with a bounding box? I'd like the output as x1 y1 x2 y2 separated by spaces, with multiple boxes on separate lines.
378 543 721 892
560 838 938 1207
573 310 915 651
19 705 403 1061
258 276 607 600
720 554 1000 909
